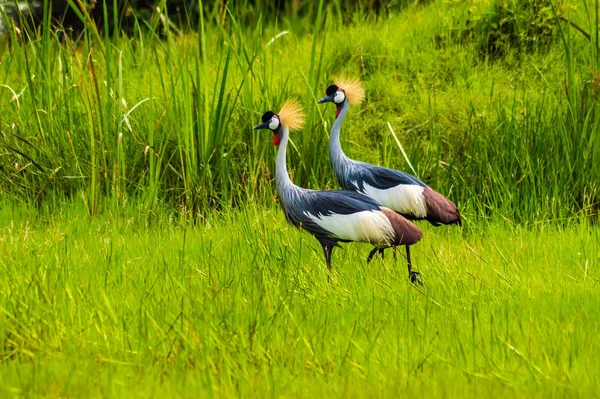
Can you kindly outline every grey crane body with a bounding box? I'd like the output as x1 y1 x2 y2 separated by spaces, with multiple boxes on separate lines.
279 185 384 248
325 97 461 228
318 85 460 280
254 109 422 276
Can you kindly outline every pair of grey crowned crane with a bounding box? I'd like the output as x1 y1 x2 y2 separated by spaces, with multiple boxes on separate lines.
253 77 461 283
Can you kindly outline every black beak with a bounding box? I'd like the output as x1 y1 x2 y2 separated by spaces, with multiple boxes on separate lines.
253 122 269 130
318 95 334 104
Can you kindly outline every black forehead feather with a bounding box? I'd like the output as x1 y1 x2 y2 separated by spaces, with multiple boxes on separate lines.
261 111 275 123
325 85 339 96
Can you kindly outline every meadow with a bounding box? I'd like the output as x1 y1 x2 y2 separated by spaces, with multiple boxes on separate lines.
0 204 598 397
0 0 599 397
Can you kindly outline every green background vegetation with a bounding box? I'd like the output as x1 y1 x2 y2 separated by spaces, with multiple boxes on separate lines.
0 0 599 397
0 0 597 222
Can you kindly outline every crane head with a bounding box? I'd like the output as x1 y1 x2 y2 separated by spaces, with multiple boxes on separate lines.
254 100 305 147
318 77 365 118
254 111 282 146
318 85 346 104
318 85 346 118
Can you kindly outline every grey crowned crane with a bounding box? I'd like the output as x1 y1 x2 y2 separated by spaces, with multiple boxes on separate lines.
254 99 423 281
318 77 461 265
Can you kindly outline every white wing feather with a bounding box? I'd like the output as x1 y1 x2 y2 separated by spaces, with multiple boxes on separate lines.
361 183 427 218
304 210 395 246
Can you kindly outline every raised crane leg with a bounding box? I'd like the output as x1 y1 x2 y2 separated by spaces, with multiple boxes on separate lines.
322 244 333 271
366 247 385 263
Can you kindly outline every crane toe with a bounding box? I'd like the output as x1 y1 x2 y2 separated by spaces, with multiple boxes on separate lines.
409 271 422 285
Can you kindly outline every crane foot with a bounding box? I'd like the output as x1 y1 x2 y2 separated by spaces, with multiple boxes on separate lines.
409 271 422 285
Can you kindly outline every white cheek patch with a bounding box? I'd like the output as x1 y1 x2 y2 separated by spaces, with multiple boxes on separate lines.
269 117 280 130
334 90 346 104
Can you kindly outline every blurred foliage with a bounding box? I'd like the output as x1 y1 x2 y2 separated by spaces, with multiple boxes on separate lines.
0 0 597 220
0 0 434 35
436 0 564 59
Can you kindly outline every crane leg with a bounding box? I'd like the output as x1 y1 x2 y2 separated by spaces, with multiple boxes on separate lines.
322 244 333 271
367 247 378 263
406 245 421 284
367 247 385 263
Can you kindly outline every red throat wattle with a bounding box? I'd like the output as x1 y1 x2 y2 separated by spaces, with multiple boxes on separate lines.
273 133 281 146
335 107 341 118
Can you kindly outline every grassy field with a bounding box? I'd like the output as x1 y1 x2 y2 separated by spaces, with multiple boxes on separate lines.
0 205 598 397
0 0 599 397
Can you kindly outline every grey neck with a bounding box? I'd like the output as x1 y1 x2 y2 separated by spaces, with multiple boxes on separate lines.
275 126 295 197
329 100 352 180
329 100 351 164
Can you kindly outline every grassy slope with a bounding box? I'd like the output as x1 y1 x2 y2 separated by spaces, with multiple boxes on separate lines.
0 205 598 397
0 1 597 220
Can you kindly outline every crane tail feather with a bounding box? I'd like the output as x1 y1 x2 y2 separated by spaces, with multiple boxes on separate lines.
422 187 461 226
380 207 422 246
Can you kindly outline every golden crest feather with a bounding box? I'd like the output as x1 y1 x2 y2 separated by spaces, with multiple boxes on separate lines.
278 99 306 131
333 75 365 105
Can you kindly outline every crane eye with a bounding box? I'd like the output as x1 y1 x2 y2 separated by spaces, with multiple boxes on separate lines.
334 90 346 104
269 117 280 130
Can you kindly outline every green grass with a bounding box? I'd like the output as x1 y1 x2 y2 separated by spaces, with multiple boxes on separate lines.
0 1 599 397
0 205 598 397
